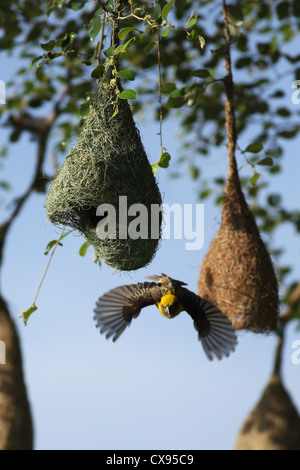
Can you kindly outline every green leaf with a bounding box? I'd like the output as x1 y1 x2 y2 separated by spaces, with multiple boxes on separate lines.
187 29 199 41
278 129 299 139
228 23 241 38
115 37 135 54
91 65 105 79
20 305 38 326
103 45 115 58
10 129 22 143
106 0 114 12
270 165 281 174
152 163 159 176
227 5 244 26
145 41 157 55
61 32 78 51
61 136 73 150
161 82 176 94
79 241 90 257
250 172 260 185
30 55 43 70
69 32 78 43
89 16 102 42
46 6 56 16
199 189 212 200
257 157 274 166
158 152 171 168
44 231 71 255
140 25 152 39
277 1 290 19
0 181 10 190
189 166 200 179
41 40 55 51
191 69 210 78
149 4 162 20
79 105 90 118
116 69 136 81
162 0 176 20
162 28 170 37
276 107 291 117
166 90 185 108
245 142 263 153
186 16 198 28
118 27 138 40
119 89 137 100
36 64 46 81
68 0 85 11
60 230 73 241
44 239 61 255
166 97 185 108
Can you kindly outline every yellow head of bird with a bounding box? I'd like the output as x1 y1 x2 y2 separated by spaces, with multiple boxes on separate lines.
157 289 184 318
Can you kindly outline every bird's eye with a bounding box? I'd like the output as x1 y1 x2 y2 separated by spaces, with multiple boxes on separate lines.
157 282 162 287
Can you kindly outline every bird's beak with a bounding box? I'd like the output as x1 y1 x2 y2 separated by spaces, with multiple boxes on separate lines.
165 306 170 315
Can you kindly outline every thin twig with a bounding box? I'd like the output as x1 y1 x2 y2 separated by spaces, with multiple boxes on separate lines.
222 0 238 180
0 84 70 267
96 13 106 65
157 25 163 151
273 324 285 377
97 0 109 13
32 226 66 306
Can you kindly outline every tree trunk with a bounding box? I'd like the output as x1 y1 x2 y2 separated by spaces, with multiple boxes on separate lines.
0 296 33 450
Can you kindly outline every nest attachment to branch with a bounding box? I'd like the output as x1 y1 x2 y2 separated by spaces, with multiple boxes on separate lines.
45 63 162 271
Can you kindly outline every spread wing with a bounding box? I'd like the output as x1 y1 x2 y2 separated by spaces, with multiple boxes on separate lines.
177 287 238 361
93 282 161 342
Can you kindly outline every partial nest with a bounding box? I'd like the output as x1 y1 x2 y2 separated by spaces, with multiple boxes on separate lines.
236 374 300 450
198 159 279 332
46 63 162 271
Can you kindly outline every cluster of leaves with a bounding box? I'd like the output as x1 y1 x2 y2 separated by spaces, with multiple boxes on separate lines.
1 0 300 325
125 0 300 313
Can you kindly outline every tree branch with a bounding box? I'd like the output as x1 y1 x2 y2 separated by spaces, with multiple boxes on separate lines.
97 0 109 13
0 86 69 268
222 0 239 181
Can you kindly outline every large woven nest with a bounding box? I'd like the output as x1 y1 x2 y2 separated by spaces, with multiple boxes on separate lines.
236 374 300 450
46 63 162 271
198 158 279 332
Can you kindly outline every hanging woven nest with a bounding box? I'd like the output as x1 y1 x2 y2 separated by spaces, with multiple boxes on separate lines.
198 155 279 332
45 62 162 271
235 374 300 450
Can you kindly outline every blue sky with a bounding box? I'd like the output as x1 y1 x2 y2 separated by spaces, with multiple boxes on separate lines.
1 46 300 450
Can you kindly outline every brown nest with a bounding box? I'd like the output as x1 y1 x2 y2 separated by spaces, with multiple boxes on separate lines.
45 62 162 271
236 374 300 450
198 156 279 332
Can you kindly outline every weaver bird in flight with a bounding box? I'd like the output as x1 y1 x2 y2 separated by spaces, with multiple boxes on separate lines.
94 274 237 361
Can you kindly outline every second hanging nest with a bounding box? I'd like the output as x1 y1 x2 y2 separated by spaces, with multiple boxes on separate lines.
45 61 162 271
198 156 279 332
236 373 300 450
